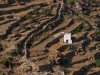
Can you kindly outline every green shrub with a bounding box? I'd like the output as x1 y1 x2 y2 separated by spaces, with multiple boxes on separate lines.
19 23 25 29
69 0 75 5
83 65 90 72
11 48 21 56
67 44 75 49
0 57 12 68
25 14 34 20
75 25 83 33
95 59 100 67
60 66 66 72
0 37 4 41
95 21 100 26
26 41 32 48
0 73 2 75
15 48 21 54
43 8 51 16
95 30 100 36
32 10 39 15
82 10 89 15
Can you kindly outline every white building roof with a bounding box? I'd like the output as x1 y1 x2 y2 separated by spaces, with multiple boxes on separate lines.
64 33 72 44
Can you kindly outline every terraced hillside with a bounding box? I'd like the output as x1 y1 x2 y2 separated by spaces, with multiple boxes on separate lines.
0 0 100 75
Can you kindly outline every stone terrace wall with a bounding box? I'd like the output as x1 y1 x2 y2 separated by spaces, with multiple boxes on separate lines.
45 36 60 48
0 3 44 15
34 19 72 47
22 3 62 59
0 7 40 38
18 3 61 49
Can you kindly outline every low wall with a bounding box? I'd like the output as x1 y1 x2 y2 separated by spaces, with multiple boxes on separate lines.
18 3 61 49
45 37 60 48
34 19 72 46
0 16 5 20
0 3 44 15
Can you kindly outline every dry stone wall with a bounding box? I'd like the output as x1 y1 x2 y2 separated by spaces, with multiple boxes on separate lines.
0 3 43 15
19 3 61 49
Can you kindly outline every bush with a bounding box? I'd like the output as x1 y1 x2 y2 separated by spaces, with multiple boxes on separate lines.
67 44 75 49
69 0 75 5
11 48 21 56
82 10 89 15
43 8 51 16
0 37 4 41
32 10 39 15
19 23 25 29
95 21 100 26
25 14 34 20
75 25 83 33
95 59 100 67
15 48 21 54
60 66 66 72
0 57 12 68
95 30 100 36
82 65 90 72
26 41 32 48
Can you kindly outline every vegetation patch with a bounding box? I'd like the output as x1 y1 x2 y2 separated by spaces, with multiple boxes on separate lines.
32 10 39 15
11 48 21 56
82 65 90 72
43 8 51 16
19 22 26 29
0 57 13 68
94 59 100 67
74 25 83 33
60 66 66 72
82 10 89 15
26 41 32 48
25 14 34 20
69 0 75 5
67 44 75 50
95 30 100 36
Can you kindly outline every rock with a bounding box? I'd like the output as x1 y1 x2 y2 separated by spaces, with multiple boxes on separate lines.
23 65 32 72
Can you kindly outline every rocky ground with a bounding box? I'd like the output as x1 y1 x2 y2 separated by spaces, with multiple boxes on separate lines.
0 0 100 75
